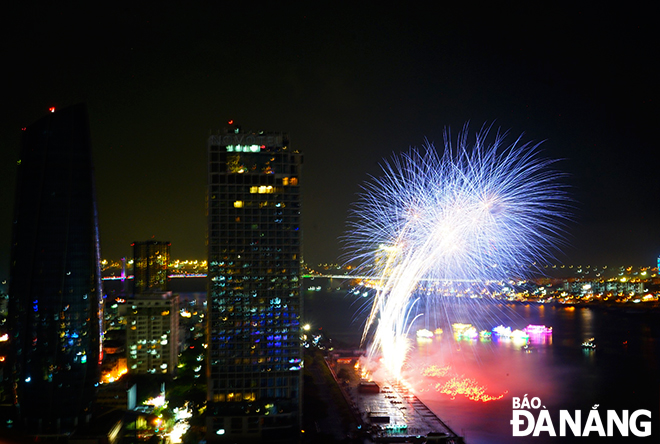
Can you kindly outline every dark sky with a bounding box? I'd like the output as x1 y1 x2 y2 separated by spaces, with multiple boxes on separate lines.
1 3 657 277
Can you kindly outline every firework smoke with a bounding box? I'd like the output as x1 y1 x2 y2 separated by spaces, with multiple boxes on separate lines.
346 126 570 378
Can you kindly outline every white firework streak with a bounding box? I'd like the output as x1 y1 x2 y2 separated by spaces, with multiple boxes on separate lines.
347 127 570 379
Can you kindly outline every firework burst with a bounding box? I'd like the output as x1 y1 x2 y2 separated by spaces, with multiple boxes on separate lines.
346 126 570 378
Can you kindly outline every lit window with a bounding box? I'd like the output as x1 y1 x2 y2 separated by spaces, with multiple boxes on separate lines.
234 201 244 208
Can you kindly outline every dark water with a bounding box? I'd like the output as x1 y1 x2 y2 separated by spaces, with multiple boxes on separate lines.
303 280 660 443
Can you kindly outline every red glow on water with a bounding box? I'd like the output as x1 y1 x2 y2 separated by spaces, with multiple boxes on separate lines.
435 376 507 402
420 364 507 403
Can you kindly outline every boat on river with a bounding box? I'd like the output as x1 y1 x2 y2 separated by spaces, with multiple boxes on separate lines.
582 337 597 350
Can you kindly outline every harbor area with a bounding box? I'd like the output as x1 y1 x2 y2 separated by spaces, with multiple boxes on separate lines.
328 351 465 443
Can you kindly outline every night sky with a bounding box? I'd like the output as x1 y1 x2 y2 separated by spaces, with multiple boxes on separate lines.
1 3 657 278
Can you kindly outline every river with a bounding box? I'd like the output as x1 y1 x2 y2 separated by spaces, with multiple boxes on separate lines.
303 278 660 443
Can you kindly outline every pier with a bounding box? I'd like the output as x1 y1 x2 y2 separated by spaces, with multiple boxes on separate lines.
328 353 465 443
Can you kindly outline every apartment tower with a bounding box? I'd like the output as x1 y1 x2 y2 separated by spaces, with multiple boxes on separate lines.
126 241 178 375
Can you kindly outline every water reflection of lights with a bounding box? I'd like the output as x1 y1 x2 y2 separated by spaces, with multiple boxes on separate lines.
421 364 507 402
524 324 552 334
422 364 451 378
435 377 507 402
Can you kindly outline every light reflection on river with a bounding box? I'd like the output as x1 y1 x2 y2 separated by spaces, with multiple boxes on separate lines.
303 280 660 443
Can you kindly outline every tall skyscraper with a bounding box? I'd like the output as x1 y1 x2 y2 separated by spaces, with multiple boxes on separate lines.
125 292 179 375
206 126 303 442
132 240 171 294
7 104 103 434
127 241 178 375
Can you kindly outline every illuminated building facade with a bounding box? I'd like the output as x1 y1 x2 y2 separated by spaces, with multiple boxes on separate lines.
206 127 303 442
133 240 170 294
125 292 179 375
7 104 103 433
126 241 178 374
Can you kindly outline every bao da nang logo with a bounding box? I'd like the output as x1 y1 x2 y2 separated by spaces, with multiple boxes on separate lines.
510 395 651 437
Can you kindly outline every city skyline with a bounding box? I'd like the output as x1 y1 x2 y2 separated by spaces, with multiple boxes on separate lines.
1 4 658 276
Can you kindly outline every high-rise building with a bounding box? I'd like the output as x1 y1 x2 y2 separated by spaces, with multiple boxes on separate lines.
132 241 171 294
7 104 103 434
126 241 178 375
206 126 303 442
125 292 179 375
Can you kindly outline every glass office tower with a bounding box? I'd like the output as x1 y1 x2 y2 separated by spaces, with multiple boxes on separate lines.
7 104 103 434
206 127 303 442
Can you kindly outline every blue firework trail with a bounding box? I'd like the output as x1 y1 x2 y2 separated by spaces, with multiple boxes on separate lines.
345 126 571 378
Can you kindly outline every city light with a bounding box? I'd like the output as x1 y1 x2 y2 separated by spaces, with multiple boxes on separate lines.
101 363 128 384
144 394 166 408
